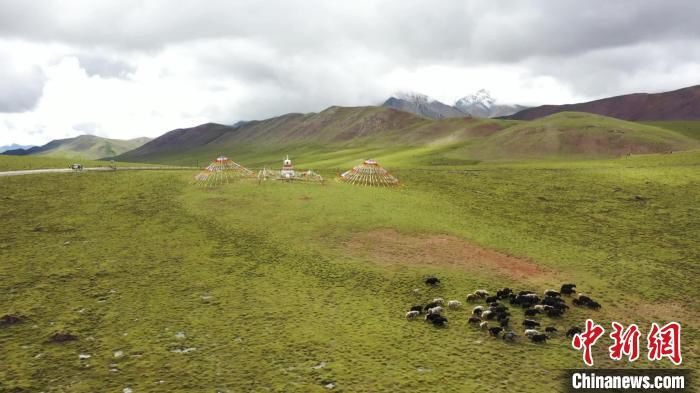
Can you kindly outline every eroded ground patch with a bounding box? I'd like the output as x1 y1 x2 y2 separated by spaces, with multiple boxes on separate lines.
345 229 553 281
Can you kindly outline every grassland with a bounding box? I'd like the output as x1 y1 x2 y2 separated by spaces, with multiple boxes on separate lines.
1 150 697 392
0 155 169 172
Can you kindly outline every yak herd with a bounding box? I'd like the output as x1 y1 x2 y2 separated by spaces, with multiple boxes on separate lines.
405 277 600 344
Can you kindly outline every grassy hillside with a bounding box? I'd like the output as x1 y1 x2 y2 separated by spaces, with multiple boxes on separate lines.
641 120 700 141
4 135 151 160
0 152 697 391
117 109 698 168
118 106 513 165
461 112 699 160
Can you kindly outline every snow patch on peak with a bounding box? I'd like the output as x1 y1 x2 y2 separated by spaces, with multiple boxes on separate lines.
455 89 495 109
453 89 528 118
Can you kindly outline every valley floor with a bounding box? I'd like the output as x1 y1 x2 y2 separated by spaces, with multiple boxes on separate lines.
0 152 698 392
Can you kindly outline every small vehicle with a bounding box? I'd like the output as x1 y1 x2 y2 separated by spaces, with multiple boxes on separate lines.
70 163 83 171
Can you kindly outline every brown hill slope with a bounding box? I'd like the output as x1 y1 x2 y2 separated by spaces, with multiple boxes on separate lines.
508 85 700 121
119 106 506 160
116 108 698 165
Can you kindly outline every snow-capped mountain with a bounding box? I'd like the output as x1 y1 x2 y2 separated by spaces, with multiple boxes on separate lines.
454 89 495 117
382 89 528 119
382 92 465 119
454 89 528 118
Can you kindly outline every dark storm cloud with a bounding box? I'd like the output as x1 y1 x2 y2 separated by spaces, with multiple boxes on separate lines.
463 1 700 62
1 0 699 61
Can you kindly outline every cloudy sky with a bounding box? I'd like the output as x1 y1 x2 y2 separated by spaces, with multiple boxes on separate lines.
1 0 700 146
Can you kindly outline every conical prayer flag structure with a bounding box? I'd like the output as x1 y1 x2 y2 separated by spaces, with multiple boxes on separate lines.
195 156 254 186
339 159 399 187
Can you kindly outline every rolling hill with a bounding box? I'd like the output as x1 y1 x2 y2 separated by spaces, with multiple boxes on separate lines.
463 112 699 160
3 135 151 160
507 84 700 121
116 107 698 167
640 120 700 141
117 106 512 166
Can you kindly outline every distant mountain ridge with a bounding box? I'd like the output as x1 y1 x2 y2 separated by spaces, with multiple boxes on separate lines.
382 92 466 119
116 105 698 165
3 135 151 160
120 106 470 160
0 144 35 153
507 85 700 121
382 90 527 119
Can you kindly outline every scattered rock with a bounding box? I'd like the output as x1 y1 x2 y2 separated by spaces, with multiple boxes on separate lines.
171 347 197 354
123 388 133 393
312 361 326 369
114 350 124 358
416 367 432 373
63 241 71 245
175 332 186 339
79 354 91 360
321 380 335 389
49 332 78 343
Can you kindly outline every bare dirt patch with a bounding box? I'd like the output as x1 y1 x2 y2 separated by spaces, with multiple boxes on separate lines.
345 229 552 281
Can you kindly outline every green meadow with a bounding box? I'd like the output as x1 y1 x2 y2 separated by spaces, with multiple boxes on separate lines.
0 155 169 172
1 149 698 392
